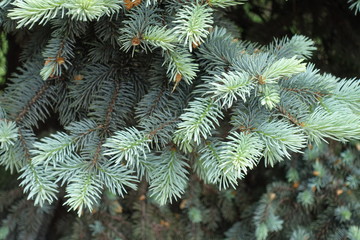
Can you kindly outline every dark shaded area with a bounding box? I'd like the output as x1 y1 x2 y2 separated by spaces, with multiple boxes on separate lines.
5 34 20 80
229 0 360 78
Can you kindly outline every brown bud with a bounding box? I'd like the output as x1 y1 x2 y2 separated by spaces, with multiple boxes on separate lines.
139 194 146 201
112 201 123 213
179 199 188 209
124 0 142 10
44 59 52 66
73 74 84 81
192 41 201 49
336 189 344 196
175 73 182 83
160 220 170 228
269 192 276 200
56 57 65 65
131 36 141 46
292 181 300 189
254 48 261 53
258 75 266 85
172 73 182 92
312 171 320 176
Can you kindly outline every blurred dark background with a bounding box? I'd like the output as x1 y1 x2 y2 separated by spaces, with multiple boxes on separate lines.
228 0 360 78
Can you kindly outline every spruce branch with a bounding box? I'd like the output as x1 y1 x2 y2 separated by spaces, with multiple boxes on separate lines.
0 143 24 173
267 35 316 60
348 226 360 239
174 97 223 152
19 162 58 206
235 52 272 80
50 153 87 186
40 37 74 80
279 64 334 98
348 0 360 15
143 25 177 52
173 4 213 52
296 189 314 208
135 60 189 118
258 84 281 110
202 71 254 108
14 79 52 127
8 0 121 28
164 47 199 84
219 132 264 178
262 56 307 84
281 87 325 104
136 87 167 119
149 147 189 205
0 120 18 151
0 128 35 174
276 105 304 127
88 78 120 133
0 0 11 8
69 63 117 111
16 128 35 162
290 228 311 240
63 0 121 21
302 105 360 145
198 27 245 71
64 118 101 149
87 80 121 164
253 190 284 240
119 5 161 54
332 78 360 112
30 132 76 166
230 105 262 132
29 120 100 168
104 127 151 167
195 139 222 184
97 161 138 197
140 110 179 150
196 139 238 189
207 0 246 8
8 0 65 28
94 16 122 47
64 171 102 216
255 120 307 166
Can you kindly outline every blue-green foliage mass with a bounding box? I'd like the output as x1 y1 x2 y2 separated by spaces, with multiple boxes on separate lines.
0 0 359 221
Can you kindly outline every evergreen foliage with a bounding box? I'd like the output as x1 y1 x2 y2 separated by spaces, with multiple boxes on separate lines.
349 0 360 14
0 1 359 238
0 141 358 239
